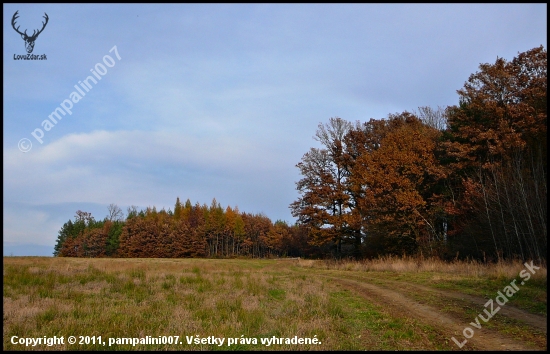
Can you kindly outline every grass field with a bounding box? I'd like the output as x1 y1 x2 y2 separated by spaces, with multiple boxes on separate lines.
3 257 547 350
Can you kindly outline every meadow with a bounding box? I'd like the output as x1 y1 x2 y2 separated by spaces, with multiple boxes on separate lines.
3 256 546 350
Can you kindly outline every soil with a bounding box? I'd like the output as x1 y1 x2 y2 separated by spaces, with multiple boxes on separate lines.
317 272 546 350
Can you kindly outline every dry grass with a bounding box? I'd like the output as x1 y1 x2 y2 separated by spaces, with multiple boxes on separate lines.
297 255 547 318
3 257 389 350
299 255 547 281
3 256 545 350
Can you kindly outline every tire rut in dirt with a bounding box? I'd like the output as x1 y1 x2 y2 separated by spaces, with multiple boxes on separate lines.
382 277 547 333
322 275 533 351
328 271 547 333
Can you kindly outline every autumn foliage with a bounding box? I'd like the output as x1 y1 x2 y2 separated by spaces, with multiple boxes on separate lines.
292 46 546 261
55 199 312 259
55 46 546 262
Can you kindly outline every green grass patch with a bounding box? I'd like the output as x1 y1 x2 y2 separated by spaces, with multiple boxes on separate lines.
267 288 285 301
3 257 546 351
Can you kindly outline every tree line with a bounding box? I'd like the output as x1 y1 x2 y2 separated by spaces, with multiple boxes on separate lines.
54 200 316 258
54 46 546 261
291 46 546 262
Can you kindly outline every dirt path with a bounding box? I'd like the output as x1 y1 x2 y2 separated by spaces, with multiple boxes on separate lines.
318 273 540 350
378 277 547 332
326 271 547 333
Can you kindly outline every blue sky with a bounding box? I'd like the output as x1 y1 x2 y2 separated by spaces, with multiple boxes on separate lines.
3 4 547 256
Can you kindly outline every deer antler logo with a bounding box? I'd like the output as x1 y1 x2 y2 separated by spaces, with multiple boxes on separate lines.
11 10 49 54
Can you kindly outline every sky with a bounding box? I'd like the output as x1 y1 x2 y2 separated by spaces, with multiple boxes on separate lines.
3 4 547 256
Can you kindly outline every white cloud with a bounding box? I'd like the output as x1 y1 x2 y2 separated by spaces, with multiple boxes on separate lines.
3 3 547 254
4 129 292 208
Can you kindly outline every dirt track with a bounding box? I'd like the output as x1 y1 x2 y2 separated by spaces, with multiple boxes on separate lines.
315 271 546 351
